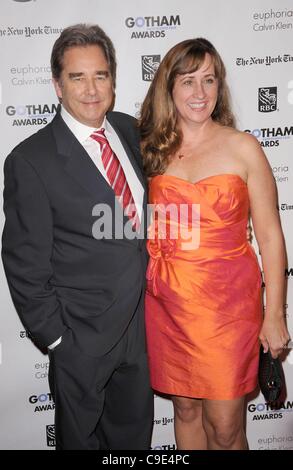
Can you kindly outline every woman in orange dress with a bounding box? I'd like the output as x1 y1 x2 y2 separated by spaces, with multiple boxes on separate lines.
139 38 290 450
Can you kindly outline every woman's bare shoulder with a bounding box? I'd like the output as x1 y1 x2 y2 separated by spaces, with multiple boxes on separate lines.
218 127 262 155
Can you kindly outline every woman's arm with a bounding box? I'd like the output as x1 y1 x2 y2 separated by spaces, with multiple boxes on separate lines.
240 133 290 358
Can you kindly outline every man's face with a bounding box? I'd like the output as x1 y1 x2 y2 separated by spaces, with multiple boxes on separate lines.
53 45 114 128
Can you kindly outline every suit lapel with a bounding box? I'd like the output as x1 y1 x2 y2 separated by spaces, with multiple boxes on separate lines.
52 112 115 205
65 139 115 205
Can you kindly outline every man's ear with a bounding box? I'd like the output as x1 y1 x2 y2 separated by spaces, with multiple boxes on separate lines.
53 78 62 102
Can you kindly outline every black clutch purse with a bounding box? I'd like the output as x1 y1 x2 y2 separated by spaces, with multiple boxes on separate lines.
258 345 284 402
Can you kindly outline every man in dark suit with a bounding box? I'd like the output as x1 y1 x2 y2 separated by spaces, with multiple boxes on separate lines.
2 24 153 450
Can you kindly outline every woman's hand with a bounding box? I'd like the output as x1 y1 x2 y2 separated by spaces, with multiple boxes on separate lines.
259 313 290 358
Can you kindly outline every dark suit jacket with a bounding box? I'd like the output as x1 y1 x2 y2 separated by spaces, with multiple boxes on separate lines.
2 110 148 356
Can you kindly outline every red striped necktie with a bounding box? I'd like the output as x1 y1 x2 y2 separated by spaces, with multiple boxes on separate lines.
91 129 140 231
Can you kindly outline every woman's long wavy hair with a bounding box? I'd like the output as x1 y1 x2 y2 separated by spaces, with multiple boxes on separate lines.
138 38 235 176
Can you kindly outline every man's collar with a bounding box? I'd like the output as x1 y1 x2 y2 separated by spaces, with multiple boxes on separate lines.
60 105 107 144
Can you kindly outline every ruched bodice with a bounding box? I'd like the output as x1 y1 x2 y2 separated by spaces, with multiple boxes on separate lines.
149 173 248 252
145 174 263 399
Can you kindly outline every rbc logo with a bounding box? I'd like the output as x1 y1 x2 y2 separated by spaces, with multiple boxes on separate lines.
258 87 277 112
141 55 161 81
46 425 55 447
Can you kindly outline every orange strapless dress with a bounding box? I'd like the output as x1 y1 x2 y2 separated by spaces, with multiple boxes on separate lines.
145 174 263 400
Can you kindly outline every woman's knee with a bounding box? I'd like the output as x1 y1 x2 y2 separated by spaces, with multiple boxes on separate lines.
203 416 243 448
172 397 202 423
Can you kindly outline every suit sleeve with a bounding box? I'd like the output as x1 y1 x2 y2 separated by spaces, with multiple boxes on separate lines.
1 152 67 348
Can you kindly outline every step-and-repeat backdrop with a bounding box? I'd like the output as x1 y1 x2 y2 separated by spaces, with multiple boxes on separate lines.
0 0 292 450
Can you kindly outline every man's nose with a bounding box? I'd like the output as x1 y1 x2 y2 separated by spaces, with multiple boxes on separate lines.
85 78 98 95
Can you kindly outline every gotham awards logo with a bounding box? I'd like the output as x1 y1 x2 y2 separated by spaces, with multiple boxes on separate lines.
258 87 277 112
125 15 181 39
141 55 160 81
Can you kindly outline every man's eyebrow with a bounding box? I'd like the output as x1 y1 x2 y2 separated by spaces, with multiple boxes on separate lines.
68 71 110 78
95 70 110 76
68 72 83 78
